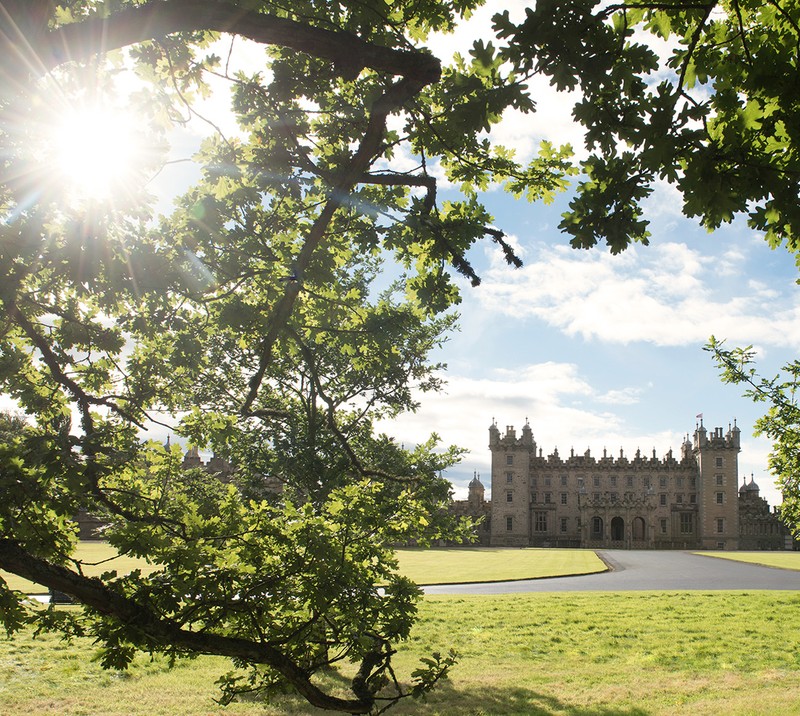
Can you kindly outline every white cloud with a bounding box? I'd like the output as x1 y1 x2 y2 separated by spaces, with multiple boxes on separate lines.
476 240 800 349
377 363 677 500
597 387 643 405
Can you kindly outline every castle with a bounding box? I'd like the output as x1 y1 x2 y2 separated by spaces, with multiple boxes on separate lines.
459 417 793 550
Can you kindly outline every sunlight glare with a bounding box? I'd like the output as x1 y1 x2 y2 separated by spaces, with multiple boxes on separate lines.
51 104 143 203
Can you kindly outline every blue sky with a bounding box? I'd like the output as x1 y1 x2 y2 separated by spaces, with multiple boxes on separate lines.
382 184 798 509
364 1 800 508
141 2 800 509
16 2 790 509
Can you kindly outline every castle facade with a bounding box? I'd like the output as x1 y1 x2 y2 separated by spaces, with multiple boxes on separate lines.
486 418 792 550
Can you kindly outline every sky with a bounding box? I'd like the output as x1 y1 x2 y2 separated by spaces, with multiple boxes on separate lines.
12 1 794 510
369 2 800 508
139 1 800 509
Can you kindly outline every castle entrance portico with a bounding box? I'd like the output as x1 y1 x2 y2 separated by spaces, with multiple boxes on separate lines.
579 493 658 549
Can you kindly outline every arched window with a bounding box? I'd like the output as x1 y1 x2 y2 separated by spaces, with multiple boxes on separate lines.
591 516 603 538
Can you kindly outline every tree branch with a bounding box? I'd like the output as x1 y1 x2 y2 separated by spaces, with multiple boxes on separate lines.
33 0 439 84
0 538 373 714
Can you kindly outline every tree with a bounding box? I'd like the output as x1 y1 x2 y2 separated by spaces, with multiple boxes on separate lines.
4 0 800 713
1 1 534 713
706 338 800 536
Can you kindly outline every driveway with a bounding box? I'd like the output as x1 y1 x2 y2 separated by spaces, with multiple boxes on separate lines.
423 550 800 594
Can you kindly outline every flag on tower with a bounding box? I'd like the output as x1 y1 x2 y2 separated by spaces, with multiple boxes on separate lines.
696 413 703 419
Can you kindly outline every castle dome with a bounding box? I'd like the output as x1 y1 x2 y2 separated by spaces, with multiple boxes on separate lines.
740 474 760 495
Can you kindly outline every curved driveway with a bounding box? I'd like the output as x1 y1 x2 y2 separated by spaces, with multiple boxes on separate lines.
423 550 800 594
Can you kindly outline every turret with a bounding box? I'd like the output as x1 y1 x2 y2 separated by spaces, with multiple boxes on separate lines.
727 419 741 449
694 416 707 449
468 472 485 507
489 420 500 447
182 445 203 468
521 419 535 450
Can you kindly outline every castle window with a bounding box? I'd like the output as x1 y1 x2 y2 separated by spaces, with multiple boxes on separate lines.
676 494 683 503
716 492 724 505
660 476 667 488
626 475 634 487
593 476 600 487
591 516 603 537
544 477 551 487
506 516 513 531
560 517 568 533
544 492 552 504
644 477 651 489
531 493 537 504
676 477 683 487
610 476 617 487
690 494 697 504
561 492 568 505
680 513 693 534
560 475 567 486
610 492 618 502
716 518 724 533
531 477 538 487
534 512 548 533
715 474 723 486
506 455 514 466
691 477 696 487
506 472 513 484
660 518 667 533
715 457 723 467
506 491 513 503
660 493 667 506
593 492 601 501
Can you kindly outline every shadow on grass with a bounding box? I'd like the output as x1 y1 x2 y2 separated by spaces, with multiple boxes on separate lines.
260 673 650 716
389 679 651 716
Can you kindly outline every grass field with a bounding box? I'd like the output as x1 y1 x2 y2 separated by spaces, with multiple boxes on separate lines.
2 591 799 715
396 547 606 584
1 544 606 593
0 542 155 594
3 547 799 714
697 551 800 571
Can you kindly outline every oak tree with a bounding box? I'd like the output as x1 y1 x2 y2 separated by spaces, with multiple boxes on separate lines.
4 0 800 713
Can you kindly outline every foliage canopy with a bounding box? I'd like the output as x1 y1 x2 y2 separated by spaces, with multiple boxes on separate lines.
3 0 800 712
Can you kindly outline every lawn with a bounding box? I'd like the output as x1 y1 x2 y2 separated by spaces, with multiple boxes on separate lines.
0 542 155 594
697 551 800 572
395 547 606 584
2 591 799 715
2 544 606 593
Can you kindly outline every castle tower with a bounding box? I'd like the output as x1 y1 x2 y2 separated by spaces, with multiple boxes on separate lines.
693 418 740 549
182 445 203 469
489 420 533 546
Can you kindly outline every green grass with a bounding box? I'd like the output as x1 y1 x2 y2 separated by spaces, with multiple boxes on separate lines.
697 551 800 571
3 591 800 715
395 547 606 584
0 542 155 594
3 544 605 593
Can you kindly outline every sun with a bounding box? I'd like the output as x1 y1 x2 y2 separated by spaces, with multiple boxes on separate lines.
48 102 149 204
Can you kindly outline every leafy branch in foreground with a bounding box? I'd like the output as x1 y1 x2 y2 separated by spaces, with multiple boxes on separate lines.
7 0 800 712
705 337 800 536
